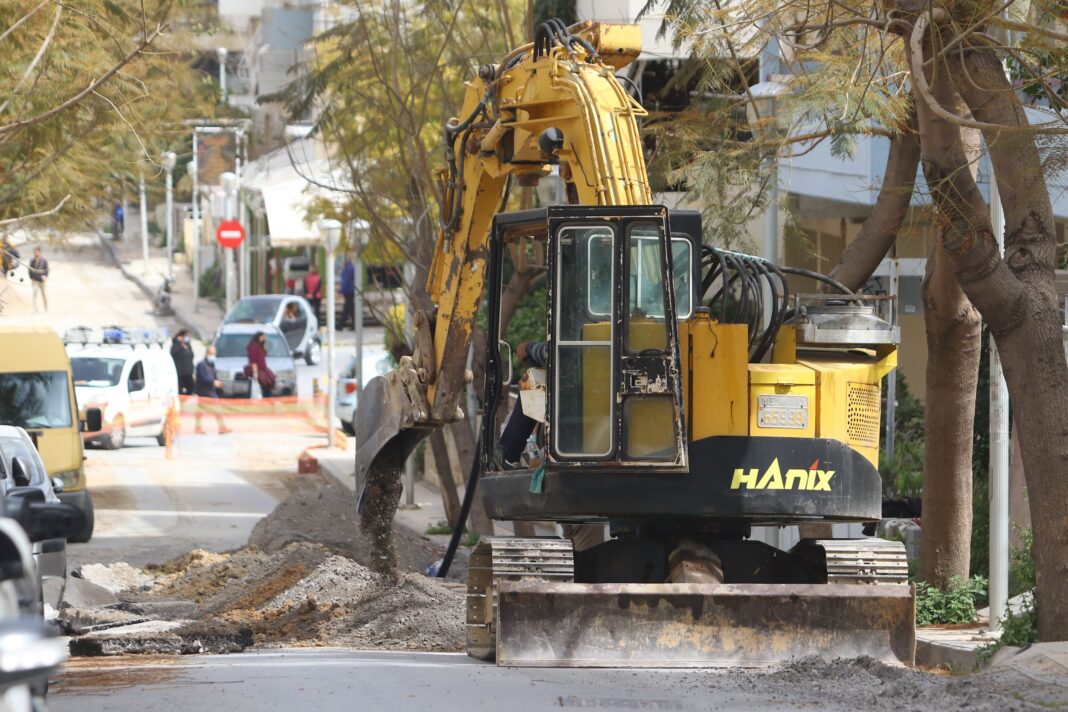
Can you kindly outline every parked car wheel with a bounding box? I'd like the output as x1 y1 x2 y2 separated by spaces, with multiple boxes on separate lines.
305 338 322 366
68 491 95 543
341 420 355 436
105 416 125 450
155 428 167 446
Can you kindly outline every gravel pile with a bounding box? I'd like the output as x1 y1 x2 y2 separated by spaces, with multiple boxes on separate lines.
114 480 468 652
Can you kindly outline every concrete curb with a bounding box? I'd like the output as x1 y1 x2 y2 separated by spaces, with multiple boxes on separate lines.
915 625 999 670
96 231 209 341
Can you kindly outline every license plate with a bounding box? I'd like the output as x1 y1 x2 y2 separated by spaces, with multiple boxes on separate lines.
757 394 808 429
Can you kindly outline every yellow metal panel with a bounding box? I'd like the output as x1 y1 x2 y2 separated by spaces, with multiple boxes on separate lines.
586 23 642 69
797 349 897 466
748 363 815 385
689 320 749 439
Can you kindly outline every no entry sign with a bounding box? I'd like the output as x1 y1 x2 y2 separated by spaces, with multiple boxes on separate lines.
216 219 246 248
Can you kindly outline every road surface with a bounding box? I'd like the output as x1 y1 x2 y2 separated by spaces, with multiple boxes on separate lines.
0 237 347 564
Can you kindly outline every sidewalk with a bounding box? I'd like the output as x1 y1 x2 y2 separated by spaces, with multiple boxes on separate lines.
97 231 223 341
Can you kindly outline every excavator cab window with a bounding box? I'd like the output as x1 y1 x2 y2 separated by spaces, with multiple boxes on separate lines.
547 206 687 471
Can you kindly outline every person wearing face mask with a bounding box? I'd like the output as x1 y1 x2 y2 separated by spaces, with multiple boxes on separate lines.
194 345 230 434
170 329 195 395
244 331 275 398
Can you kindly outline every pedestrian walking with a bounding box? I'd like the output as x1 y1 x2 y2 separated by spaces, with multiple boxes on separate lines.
244 331 275 399
195 345 231 434
304 263 323 322
340 255 356 330
170 329 195 395
113 203 124 240
28 247 48 311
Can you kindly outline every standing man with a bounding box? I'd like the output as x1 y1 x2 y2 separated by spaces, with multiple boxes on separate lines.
170 329 195 395
194 345 230 434
304 263 323 322
340 253 356 330
28 247 48 311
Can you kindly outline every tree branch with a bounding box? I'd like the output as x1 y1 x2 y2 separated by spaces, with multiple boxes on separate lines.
909 16 1068 135
0 194 71 227
827 104 920 291
0 23 164 137
0 3 62 116
0 0 49 44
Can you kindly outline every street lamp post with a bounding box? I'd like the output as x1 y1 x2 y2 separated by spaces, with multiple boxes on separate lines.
139 171 150 273
319 218 343 449
220 171 237 311
163 151 177 280
217 48 228 105
350 221 370 390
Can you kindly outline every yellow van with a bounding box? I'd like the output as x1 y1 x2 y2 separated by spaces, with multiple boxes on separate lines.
0 326 98 542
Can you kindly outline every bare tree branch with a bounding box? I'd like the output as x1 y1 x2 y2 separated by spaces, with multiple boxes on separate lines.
0 194 70 227
0 0 49 44
909 16 1068 135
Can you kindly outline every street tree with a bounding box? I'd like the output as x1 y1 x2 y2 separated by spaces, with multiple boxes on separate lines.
277 0 528 532
654 0 1068 637
0 0 218 231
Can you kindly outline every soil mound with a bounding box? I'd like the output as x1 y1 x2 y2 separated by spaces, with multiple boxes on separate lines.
247 480 448 576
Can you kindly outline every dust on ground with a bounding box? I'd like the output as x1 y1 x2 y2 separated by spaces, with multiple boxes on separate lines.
682 655 1068 712
109 478 466 652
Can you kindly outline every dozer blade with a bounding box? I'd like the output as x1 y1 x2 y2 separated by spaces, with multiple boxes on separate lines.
495 581 915 668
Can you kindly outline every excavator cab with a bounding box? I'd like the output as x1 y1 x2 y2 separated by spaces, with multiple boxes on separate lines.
483 206 688 476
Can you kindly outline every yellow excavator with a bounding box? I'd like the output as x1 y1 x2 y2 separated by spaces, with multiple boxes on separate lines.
355 19 915 667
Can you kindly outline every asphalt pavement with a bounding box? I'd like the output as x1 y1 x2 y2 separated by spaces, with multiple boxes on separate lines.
51 650 776 712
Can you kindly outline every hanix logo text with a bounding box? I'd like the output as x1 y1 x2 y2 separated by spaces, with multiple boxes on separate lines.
730 458 834 491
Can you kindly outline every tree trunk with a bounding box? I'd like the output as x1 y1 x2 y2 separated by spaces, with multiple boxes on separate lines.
827 108 921 291
428 429 462 527
918 236 982 586
910 31 1068 637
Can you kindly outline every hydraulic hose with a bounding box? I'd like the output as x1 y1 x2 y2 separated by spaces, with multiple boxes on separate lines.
436 437 482 579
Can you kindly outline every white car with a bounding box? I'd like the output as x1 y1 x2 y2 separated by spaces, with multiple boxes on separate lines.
336 347 393 435
67 332 179 449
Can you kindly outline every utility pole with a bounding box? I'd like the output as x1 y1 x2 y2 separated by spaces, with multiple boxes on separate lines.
217 48 228 104
220 172 237 311
139 172 150 273
989 174 1010 630
319 219 342 449
164 152 176 280
192 130 200 312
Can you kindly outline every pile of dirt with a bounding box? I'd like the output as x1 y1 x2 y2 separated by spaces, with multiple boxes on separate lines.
117 480 470 652
246 479 456 577
136 542 464 651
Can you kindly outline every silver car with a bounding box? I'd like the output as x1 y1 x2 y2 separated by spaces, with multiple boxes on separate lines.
212 324 298 397
336 348 393 434
222 295 322 365
0 427 65 594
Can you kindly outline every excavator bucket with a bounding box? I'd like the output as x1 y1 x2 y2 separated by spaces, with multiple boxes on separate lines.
494 581 916 668
353 374 428 513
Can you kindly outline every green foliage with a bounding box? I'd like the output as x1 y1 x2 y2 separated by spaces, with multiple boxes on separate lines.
1010 529 1036 598
0 1 218 229
915 575 988 627
425 520 453 535
980 599 1039 662
503 286 548 381
533 0 576 27
463 531 481 548
879 371 925 498
971 330 991 578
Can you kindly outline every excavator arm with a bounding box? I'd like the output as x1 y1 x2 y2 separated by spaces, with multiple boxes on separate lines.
355 21 651 503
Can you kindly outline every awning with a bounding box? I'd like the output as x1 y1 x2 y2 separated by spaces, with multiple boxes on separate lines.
260 178 320 248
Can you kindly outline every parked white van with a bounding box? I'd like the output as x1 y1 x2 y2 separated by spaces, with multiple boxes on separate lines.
64 327 179 449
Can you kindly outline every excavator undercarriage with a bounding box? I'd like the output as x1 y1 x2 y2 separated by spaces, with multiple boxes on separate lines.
353 19 916 668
